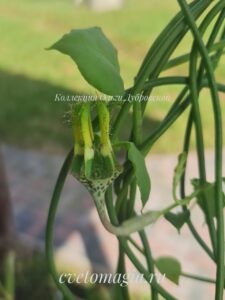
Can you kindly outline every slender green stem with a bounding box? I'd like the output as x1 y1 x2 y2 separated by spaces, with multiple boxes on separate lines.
47 2 225 299
180 1 225 258
45 149 77 300
139 231 159 300
116 245 130 300
127 179 158 299
181 272 216 284
181 110 215 261
135 0 211 92
164 39 225 70
180 6 225 263
140 76 225 155
105 188 177 300
177 1 224 299
96 178 200 236
111 0 212 141
128 237 144 255
127 180 136 218
212 26 225 69
133 101 142 146
115 180 129 214
116 178 130 300
111 101 131 141
114 78 225 211
4 251 15 300
132 97 158 300
141 77 225 92
138 0 212 113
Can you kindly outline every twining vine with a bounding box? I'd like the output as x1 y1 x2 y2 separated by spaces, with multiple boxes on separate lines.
45 1 225 299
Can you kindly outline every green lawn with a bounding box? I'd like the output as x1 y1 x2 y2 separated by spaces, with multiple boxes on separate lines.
0 0 224 153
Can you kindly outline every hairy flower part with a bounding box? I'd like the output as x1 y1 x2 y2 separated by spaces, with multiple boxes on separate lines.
70 101 122 193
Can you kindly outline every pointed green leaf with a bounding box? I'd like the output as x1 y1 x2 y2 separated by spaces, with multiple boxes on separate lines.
164 210 190 233
115 142 150 207
127 143 150 207
155 256 182 285
191 179 225 219
48 27 124 96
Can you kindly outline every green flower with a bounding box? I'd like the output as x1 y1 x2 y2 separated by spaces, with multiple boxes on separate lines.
70 101 122 194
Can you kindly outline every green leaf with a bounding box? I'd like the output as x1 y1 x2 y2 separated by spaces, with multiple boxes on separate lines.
191 179 225 219
127 143 150 207
115 142 150 207
155 256 182 285
164 210 190 233
173 152 187 200
48 27 124 96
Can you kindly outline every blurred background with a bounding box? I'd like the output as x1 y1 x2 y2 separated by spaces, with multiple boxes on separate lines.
0 0 224 299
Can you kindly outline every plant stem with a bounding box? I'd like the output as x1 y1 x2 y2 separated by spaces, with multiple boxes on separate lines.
180 111 215 261
128 179 158 299
181 1 225 258
180 5 225 263
139 231 159 300
133 101 142 146
45 149 77 300
116 245 130 300
181 272 216 284
111 0 212 141
4 251 15 300
105 188 177 300
132 96 158 300
177 1 224 299
128 237 144 255
111 101 131 142
135 0 211 92
164 39 225 70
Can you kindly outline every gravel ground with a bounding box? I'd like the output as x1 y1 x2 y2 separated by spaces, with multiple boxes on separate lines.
2 144 225 300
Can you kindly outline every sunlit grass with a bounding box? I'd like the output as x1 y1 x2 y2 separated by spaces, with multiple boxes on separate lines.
0 0 224 153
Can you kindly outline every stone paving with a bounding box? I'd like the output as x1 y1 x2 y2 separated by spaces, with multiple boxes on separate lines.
2 144 225 300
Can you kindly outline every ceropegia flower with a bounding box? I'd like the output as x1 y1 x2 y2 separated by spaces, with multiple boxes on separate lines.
70 101 122 195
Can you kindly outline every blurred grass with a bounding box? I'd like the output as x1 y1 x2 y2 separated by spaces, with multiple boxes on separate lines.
0 0 224 153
